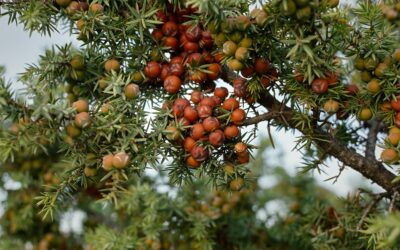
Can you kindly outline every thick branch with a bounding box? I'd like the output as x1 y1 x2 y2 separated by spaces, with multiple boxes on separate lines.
256 91 399 193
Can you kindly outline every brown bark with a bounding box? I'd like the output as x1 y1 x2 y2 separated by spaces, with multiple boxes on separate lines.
253 91 399 193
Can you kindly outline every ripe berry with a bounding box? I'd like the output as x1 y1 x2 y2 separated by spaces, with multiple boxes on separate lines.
124 83 140 99
151 29 164 41
104 58 120 72
345 84 359 95
144 61 161 78
184 41 199 53
224 125 239 139
241 66 255 78
174 98 190 109
231 108 246 125
237 151 250 163
214 87 229 100
234 142 248 155
222 98 239 111
113 152 130 169
172 104 184 118
191 70 207 83
325 71 339 86
191 123 205 140
178 117 191 126
381 148 399 164
186 53 203 66
102 154 114 171
74 112 91 128
163 36 179 51
191 145 209 162
207 63 221 80
170 56 184 64
391 96 400 111
311 78 329 94
184 106 198 123
185 25 202 42
72 100 89 113
184 137 196 152
169 63 184 77
211 96 222 106
160 64 170 81
197 105 213 119
234 81 248 98
162 21 178 36
203 117 220 132
191 90 204 104
261 76 271 87
209 130 225 147
254 58 270 74
164 75 182 94
199 97 216 108
187 156 200 168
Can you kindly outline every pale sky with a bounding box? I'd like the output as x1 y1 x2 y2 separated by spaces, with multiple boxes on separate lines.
0 14 381 197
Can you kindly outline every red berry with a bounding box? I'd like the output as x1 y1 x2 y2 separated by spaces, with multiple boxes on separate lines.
254 58 271 74
311 78 329 94
184 106 198 123
191 145 209 162
191 123 205 140
207 63 221 80
391 96 400 112
200 97 216 108
231 108 246 125
209 130 225 147
184 137 196 152
222 98 239 111
164 75 182 94
214 87 228 100
197 105 213 119
185 25 202 42
163 36 179 51
169 63 184 77
144 61 161 78
184 41 199 53
162 21 178 36
224 125 239 139
203 117 220 132
191 90 204 104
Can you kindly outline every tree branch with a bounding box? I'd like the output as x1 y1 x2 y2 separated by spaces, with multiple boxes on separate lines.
256 91 399 193
365 120 381 160
240 111 282 126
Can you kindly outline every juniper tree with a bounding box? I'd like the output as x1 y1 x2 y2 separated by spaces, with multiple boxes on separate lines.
1 0 400 249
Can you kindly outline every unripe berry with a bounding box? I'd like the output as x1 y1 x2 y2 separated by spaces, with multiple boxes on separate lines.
112 152 130 169
102 154 114 171
74 112 91 128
